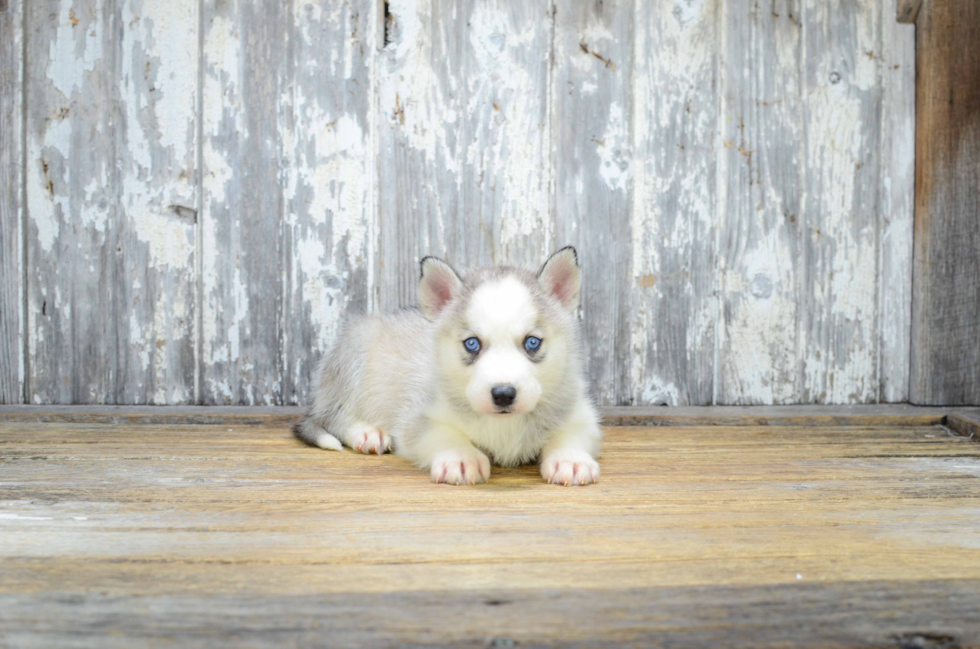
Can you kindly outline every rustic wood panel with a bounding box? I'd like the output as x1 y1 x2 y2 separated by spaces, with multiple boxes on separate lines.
456 0 553 269
717 0 802 405
25 0 116 404
6 0 921 407
279 0 376 405
631 0 717 406
553 0 632 405
114 0 199 404
800 0 882 403
877 0 915 402
1 419 979 646
376 0 464 309
200 0 286 404
910 0 980 406
377 0 553 311
25 0 198 404
0 0 23 403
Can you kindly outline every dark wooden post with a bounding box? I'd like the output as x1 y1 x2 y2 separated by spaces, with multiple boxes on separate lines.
907 0 980 405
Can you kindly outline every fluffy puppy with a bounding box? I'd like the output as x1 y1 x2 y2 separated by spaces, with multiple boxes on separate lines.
295 247 601 486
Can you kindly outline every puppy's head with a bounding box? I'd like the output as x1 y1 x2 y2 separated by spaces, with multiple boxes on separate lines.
418 247 581 417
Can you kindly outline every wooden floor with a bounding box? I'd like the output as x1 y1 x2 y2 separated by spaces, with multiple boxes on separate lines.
2 409 980 648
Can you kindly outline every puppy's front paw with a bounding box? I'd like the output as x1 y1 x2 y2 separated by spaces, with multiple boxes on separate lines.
430 449 491 485
349 423 391 455
541 449 599 486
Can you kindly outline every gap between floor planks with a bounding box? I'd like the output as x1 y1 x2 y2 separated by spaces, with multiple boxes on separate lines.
1 405 979 434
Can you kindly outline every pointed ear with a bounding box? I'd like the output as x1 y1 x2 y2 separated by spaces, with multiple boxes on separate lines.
538 246 580 311
418 256 463 320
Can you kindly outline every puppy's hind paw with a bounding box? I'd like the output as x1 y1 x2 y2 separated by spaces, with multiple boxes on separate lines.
349 423 391 455
541 449 599 486
314 432 343 451
430 449 491 485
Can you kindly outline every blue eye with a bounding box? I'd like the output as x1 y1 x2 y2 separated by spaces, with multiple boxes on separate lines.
524 336 541 353
463 337 481 353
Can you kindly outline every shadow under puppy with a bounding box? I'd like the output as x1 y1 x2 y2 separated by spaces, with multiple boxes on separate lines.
295 247 601 486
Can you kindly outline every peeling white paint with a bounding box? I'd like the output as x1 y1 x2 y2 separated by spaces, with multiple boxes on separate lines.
16 0 913 407
597 102 630 192
46 4 103 98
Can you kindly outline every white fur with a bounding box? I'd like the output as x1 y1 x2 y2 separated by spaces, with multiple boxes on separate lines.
296 248 602 486
347 422 391 455
462 277 542 415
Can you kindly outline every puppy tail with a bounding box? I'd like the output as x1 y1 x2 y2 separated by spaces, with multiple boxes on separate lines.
293 417 343 451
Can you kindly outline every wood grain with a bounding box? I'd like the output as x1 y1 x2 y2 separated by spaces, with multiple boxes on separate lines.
631 0 717 406
376 0 464 310
25 0 116 404
24 0 198 404
457 0 553 270
4 0 925 407
200 0 286 405
279 0 376 405
800 0 882 403
0 0 22 403
910 0 980 406
878 0 915 402
717 0 802 405
554 0 632 405
1 418 979 646
2 581 979 649
377 0 553 310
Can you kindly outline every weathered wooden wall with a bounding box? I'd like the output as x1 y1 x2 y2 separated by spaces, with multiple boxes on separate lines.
908 0 980 406
1 0 917 406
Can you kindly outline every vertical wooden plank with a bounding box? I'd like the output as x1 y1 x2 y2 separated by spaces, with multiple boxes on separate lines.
799 0 881 403
717 0 802 405
26 0 115 403
201 0 285 404
896 0 923 24
378 0 552 312
553 0 632 405
114 0 199 403
910 0 980 405
457 0 553 269
0 0 23 403
631 0 717 405
377 0 463 311
279 0 376 405
877 0 915 402
26 0 198 404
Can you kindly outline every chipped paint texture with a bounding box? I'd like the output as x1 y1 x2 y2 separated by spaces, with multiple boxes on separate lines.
25 0 197 404
631 0 717 405
8 0 914 405
280 0 375 404
555 0 633 405
717 0 802 404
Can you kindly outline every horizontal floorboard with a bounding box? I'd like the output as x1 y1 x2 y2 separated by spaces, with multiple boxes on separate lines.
1 405 977 428
1 414 979 646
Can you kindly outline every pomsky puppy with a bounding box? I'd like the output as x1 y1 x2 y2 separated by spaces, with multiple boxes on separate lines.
294 247 601 486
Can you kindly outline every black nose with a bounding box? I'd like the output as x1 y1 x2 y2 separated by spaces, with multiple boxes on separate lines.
491 385 517 407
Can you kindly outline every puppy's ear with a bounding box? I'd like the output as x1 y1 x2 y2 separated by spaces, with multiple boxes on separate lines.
538 246 580 311
419 256 463 321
